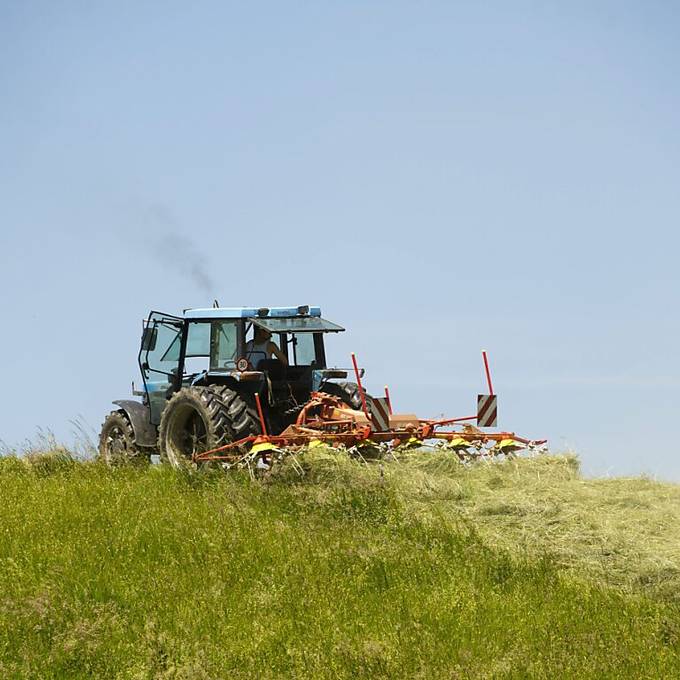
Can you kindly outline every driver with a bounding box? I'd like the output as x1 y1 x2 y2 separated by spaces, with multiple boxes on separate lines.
245 326 288 369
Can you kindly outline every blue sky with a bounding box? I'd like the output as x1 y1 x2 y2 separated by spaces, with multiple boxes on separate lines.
1 2 678 478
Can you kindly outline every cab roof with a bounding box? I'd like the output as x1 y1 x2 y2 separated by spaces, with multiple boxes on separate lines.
183 305 322 320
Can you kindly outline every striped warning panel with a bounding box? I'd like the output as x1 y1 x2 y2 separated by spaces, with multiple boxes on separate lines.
371 397 391 432
477 394 498 427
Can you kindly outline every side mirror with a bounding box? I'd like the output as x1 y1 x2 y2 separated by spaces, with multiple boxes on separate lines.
141 326 157 351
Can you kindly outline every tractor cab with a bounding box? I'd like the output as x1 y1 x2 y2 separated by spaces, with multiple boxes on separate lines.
138 305 346 426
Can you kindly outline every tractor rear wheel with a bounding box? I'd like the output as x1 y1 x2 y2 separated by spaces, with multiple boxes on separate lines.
318 381 375 414
158 386 261 468
99 410 149 465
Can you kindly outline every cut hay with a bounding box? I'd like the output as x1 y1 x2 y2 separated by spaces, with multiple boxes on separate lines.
275 447 680 598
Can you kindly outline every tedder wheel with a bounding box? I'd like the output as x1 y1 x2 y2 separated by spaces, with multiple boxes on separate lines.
158 386 261 468
99 410 149 466
318 381 375 415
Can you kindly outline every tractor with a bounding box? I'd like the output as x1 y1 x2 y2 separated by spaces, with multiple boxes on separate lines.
100 304 546 468
99 305 370 466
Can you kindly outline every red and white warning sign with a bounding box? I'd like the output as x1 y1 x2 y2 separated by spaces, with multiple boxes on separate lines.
477 394 498 427
371 397 391 432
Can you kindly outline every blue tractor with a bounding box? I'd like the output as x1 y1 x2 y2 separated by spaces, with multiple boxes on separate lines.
99 305 370 466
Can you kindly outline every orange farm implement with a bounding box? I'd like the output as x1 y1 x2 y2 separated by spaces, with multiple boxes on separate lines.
193 350 547 469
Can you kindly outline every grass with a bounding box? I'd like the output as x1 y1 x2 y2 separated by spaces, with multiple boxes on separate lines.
0 449 679 678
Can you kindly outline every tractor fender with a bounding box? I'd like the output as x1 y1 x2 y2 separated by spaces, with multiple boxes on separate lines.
112 400 158 447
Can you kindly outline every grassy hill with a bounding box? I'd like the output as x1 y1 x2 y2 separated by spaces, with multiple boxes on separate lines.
1 449 679 678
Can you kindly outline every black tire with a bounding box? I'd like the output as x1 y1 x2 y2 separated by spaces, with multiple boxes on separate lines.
158 386 261 468
99 410 149 466
318 381 375 415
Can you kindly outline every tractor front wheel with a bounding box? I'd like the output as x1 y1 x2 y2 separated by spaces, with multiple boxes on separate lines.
158 386 261 468
318 381 375 415
99 411 149 465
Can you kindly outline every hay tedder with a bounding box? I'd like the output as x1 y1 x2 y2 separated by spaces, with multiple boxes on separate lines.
99 305 546 469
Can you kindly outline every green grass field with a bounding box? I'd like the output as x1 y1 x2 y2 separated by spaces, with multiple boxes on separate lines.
1 449 679 678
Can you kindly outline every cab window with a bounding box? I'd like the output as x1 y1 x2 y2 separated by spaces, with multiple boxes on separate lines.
290 333 316 366
210 321 238 371
182 321 238 374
